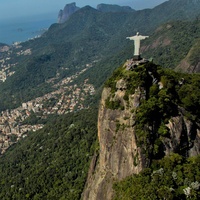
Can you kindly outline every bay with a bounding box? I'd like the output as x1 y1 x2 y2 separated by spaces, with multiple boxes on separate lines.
0 14 56 45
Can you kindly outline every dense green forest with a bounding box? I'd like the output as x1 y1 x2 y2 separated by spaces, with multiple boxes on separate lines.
113 154 200 200
0 108 98 199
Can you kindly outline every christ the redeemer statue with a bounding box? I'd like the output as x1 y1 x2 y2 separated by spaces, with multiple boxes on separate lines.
126 32 149 60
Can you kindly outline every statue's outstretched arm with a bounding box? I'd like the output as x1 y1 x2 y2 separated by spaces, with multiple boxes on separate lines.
126 36 135 40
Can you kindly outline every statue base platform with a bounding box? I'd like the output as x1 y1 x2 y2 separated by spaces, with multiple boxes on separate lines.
133 55 142 61
124 58 149 71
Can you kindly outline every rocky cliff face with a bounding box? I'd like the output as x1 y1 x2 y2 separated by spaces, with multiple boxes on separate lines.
82 60 200 200
58 2 80 23
57 3 134 23
164 113 200 157
82 85 146 200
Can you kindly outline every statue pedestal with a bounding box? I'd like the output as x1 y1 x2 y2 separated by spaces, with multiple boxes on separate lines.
133 55 142 61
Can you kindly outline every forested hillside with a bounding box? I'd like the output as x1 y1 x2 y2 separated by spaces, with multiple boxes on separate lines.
114 154 200 199
176 38 200 73
142 19 200 69
0 1 199 199
0 108 98 199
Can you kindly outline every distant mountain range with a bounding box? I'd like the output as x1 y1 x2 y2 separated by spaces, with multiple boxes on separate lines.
57 0 200 24
57 2 135 23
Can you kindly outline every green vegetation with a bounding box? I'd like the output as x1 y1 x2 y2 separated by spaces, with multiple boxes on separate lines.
0 108 98 199
104 62 155 110
97 4 134 13
143 20 200 68
188 39 200 66
113 154 200 200
105 98 124 110
104 62 200 159
135 65 200 158
105 62 159 95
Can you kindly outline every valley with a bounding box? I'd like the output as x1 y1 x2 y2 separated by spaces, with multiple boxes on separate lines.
0 44 96 153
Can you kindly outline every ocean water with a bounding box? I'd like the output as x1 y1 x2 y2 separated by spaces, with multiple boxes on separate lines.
0 15 56 45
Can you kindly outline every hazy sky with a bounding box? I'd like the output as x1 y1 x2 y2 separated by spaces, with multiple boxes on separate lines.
0 0 167 20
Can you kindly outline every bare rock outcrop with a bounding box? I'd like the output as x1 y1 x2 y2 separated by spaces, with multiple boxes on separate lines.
82 82 146 200
164 114 200 157
58 2 80 23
